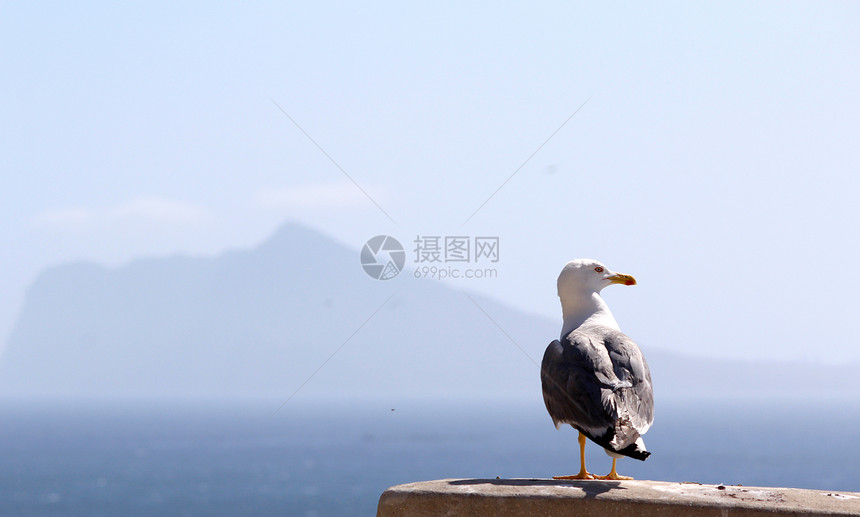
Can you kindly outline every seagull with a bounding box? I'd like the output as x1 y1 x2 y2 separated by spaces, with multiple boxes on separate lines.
541 259 654 480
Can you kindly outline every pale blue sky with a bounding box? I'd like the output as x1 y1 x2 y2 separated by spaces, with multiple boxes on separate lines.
3 2 859 362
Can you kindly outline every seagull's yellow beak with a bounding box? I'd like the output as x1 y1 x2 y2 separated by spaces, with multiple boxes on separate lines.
608 273 637 286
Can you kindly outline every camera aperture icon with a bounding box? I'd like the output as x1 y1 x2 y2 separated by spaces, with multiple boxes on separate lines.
361 235 405 280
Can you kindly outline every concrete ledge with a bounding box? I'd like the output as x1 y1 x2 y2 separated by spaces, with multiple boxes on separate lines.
377 479 860 517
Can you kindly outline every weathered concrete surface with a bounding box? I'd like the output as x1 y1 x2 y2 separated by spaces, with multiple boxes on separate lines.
377 479 860 517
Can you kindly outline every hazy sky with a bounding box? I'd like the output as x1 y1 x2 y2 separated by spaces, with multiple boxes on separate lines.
3 2 859 362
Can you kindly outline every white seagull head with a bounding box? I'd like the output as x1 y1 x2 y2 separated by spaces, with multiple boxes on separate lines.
557 259 637 336
557 258 636 299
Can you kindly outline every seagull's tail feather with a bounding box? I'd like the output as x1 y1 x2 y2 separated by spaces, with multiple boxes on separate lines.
615 436 650 461
587 428 651 462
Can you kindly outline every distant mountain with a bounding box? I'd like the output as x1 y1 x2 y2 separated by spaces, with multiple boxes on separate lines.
1 222 857 402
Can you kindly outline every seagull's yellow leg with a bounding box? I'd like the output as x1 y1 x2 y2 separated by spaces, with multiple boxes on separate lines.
596 458 633 480
553 432 595 480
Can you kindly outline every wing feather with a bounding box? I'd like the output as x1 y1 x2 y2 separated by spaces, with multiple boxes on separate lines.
602 331 654 434
541 327 654 459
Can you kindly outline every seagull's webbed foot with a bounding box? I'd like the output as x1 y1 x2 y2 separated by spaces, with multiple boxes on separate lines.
554 431 595 479
595 471 633 480
553 468 595 480
595 458 633 480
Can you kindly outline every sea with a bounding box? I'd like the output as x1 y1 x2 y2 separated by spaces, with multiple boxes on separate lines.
1 397 859 516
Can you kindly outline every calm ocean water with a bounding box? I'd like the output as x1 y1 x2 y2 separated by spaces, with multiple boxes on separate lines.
1 398 858 516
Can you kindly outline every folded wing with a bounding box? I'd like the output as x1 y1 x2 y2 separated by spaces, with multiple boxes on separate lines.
541 327 653 460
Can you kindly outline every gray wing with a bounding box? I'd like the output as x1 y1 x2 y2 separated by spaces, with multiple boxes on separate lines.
601 329 654 435
541 327 653 456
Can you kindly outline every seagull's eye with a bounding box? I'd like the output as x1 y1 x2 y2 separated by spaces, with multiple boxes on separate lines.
594 266 604 273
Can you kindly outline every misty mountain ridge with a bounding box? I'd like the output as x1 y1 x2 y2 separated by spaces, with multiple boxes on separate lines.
1 222 856 402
